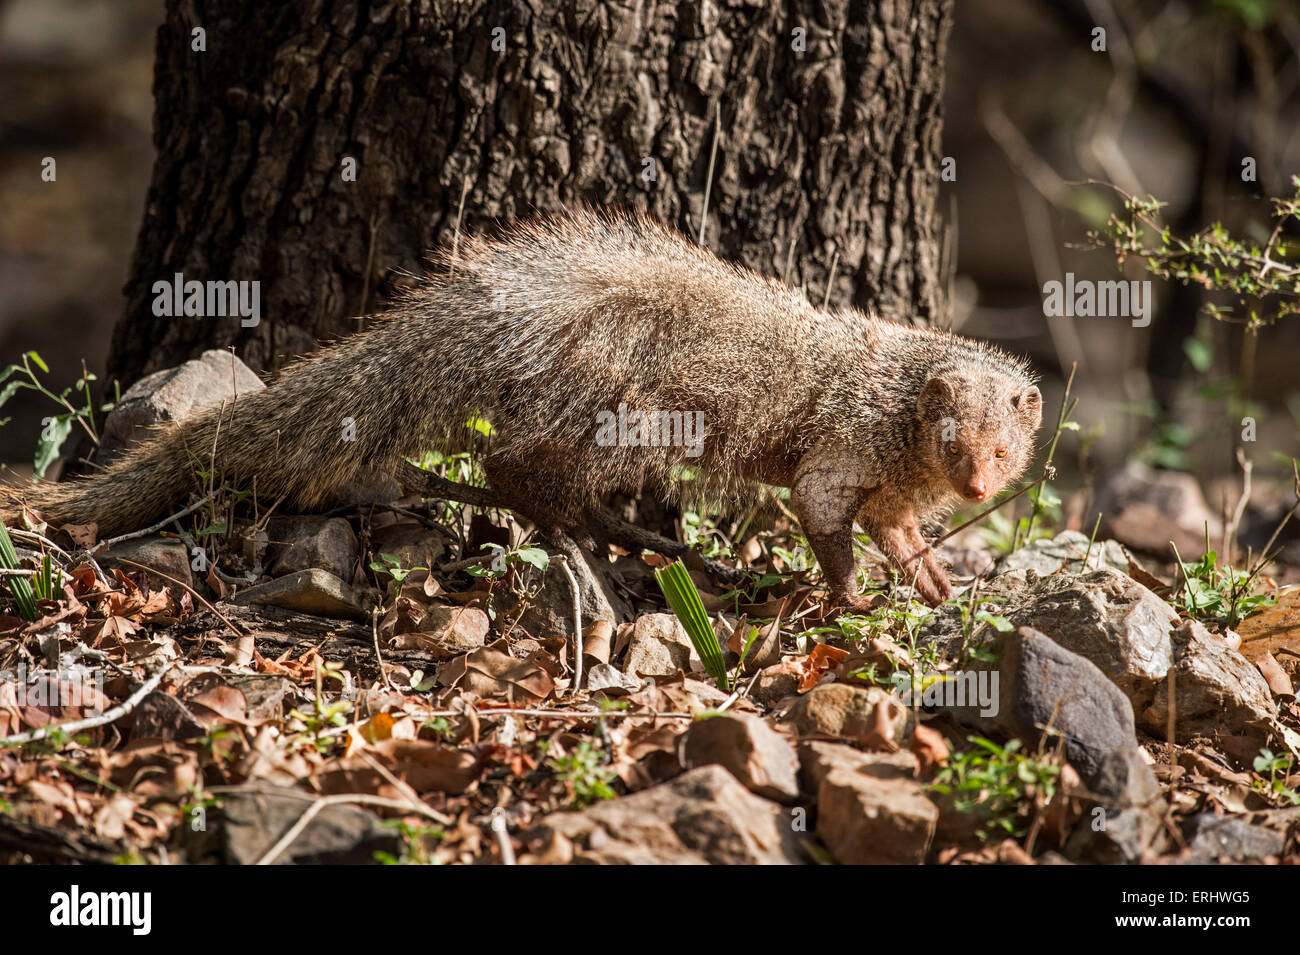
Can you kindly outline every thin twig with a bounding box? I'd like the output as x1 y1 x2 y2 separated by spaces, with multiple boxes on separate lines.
554 554 584 696
1223 448 1253 563
355 750 452 825
697 101 722 247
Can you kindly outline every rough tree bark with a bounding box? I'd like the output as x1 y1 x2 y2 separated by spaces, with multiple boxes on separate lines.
108 0 953 387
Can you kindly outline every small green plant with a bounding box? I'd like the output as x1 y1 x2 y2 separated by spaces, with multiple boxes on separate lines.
1170 544 1275 629
680 509 735 559
375 819 446 864
1252 749 1300 806
0 351 117 478
369 552 428 584
0 518 39 621
287 662 352 753
421 716 452 739
930 736 1061 840
462 544 549 579
32 554 63 603
655 559 729 689
549 741 617 808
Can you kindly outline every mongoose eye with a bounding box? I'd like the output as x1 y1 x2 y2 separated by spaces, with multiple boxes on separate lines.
946 443 960 457
994 448 1008 458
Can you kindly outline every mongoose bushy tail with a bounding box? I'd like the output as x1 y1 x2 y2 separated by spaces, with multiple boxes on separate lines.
1 208 1042 606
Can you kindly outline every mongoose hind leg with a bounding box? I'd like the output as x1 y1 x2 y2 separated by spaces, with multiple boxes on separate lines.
482 455 602 552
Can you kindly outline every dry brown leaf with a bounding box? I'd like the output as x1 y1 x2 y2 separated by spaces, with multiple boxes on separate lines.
797 643 850 692
911 723 950 774
1257 651 1294 697
184 684 250 726
437 648 554 703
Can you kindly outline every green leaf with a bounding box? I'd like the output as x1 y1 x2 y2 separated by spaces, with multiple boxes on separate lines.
33 416 73 479
512 547 549 572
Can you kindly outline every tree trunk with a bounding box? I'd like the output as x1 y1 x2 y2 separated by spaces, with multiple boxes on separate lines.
109 0 953 387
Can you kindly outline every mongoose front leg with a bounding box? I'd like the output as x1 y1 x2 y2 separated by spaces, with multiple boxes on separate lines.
860 499 953 606
790 450 873 613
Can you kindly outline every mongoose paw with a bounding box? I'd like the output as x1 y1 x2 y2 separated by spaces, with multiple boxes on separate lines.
835 593 880 615
914 571 954 607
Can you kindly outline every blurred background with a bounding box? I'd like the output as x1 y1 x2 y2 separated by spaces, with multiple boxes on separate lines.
1 0 1297 522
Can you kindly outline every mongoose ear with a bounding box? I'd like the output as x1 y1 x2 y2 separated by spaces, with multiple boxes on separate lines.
918 377 954 417
1013 386 1043 426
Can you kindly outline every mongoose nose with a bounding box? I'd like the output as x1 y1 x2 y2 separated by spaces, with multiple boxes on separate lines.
964 483 988 501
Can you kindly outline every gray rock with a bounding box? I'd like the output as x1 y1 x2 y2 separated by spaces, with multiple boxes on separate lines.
131 691 205 742
994 530 1127 577
752 664 800 707
681 712 800 802
1093 463 1219 557
186 785 400 865
922 567 1276 742
1141 619 1278 740
954 627 1141 783
512 544 631 644
266 516 357 581
223 674 293 723
1090 745 1162 810
526 765 805 864
585 663 642 696
101 350 264 458
1064 805 1168 864
231 569 368 621
1178 813 1284 863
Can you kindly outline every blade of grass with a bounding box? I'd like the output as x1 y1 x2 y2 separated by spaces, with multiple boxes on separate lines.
655 560 729 690
0 519 39 621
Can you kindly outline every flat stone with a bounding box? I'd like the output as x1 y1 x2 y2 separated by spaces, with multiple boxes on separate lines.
994 530 1127 577
185 785 399 865
621 613 700 678
231 569 367 621
1178 813 1284 863
99 537 194 589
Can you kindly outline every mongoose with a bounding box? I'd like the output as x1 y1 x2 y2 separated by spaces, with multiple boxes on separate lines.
1 209 1042 608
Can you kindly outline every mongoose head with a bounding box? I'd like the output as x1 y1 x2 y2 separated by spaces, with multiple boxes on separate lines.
916 371 1042 503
